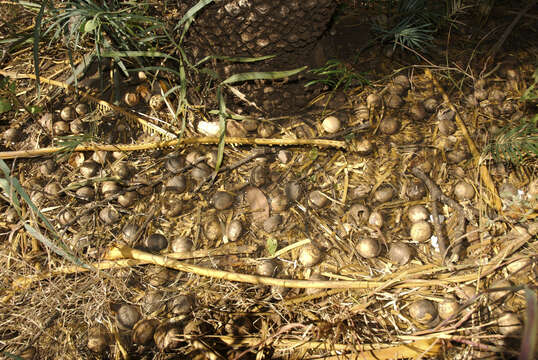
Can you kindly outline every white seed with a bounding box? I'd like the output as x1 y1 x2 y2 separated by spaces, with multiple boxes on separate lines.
322 116 341 133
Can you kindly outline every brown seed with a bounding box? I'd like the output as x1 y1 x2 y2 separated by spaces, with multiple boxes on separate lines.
387 83 406 96
242 119 258 132
136 84 152 102
40 159 56 176
446 149 468 164
147 265 173 287
149 94 165 111
87 324 110 353
356 237 380 258
124 92 139 107
410 221 432 242
112 161 132 179
437 108 455 122
3 127 21 144
165 156 184 174
171 237 193 253
117 191 137 207
101 181 120 198
191 163 212 182
161 196 182 218
204 218 222 241
58 209 76 226
285 181 302 201
144 233 168 252
154 323 181 351
53 121 70 135
116 304 140 329
474 88 488 101
257 259 278 277
39 112 53 132
386 94 403 109
349 203 370 225
455 285 476 301
250 165 268 187
169 294 195 315
69 119 86 134
44 182 62 199
388 242 414 265
454 181 475 201
92 150 109 165
438 297 459 320
257 122 274 138
211 191 234 210
393 74 410 90
366 93 382 108
351 184 371 199
489 88 505 103
80 160 99 178
75 186 95 201
374 185 394 203
355 138 374 155
368 211 383 227
5 207 18 223
16 347 37 360
75 103 88 116
322 116 341 133
409 102 427 121
122 223 139 243
354 105 369 122
309 190 329 208
423 97 439 113
132 319 159 345
277 150 292 164
99 206 120 224
379 117 400 135
299 244 323 267
263 214 282 233
270 191 288 212
60 106 75 121
497 312 521 335
489 279 513 302
407 180 426 200
227 220 243 242
438 118 456 136
409 299 438 324
408 205 429 223
165 175 187 193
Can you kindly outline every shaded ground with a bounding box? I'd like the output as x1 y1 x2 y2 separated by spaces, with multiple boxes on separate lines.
0 1 537 359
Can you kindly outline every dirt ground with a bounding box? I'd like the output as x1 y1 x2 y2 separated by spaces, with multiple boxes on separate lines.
0 1 537 359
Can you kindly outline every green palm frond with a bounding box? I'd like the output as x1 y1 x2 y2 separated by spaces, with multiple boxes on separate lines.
487 117 538 166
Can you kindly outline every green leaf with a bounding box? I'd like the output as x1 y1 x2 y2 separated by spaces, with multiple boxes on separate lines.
29 105 41 114
266 237 278 257
309 148 319 161
0 98 12 113
175 0 214 30
221 66 307 85
84 18 98 33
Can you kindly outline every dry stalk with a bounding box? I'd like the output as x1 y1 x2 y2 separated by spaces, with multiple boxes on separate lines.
424 68 502 211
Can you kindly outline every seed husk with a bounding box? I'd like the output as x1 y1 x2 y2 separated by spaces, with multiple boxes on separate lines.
250 165 268 187
165 175 187 193
169 294 195 315
379 117 400 135
366 93 381 108
263 214 282 233
497 312 521 335
154 322 181 351
407 181 426 201
204 218 222 241
368 211 383 228
122 223 139 243
75 186 95 202
409 102 427 121
423 97 438 113
165 156 185 174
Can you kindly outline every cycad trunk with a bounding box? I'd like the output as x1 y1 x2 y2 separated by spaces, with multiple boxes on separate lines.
184 0 337 77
